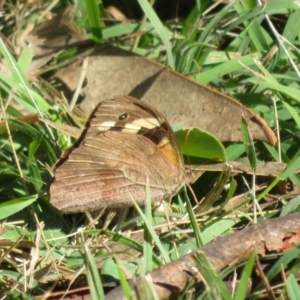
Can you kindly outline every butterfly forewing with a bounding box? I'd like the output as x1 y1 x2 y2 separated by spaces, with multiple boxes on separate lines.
49 95 186 213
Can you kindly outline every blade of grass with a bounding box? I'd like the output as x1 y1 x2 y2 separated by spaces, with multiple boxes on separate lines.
82 234 105 299
233 1 270 51
131 196 171 264
234 252 255 299
198 0 236 45
257 149 300 201
0 195 38 220
280 195 300 217
113 256 132 299
137 0 175 69
194 52 263 84
286 274 300 300
185 187 203 248
192 251 232 300
0 38 50 114
84 0 104 43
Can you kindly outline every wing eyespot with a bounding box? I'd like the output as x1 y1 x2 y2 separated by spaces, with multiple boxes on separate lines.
119 113 128 121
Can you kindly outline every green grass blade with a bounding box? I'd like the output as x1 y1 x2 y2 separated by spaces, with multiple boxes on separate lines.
198 1 236 45
250 80 300 102
286 274 300 300
185 187 203 248
132 197 171 264
280 195 300 217
84 0 104 43
137 0 175 69
233 1 270 51
194 53 263 84
258 150 300 201
234 252 255 300
82 234 105 300
113 256 132 299
193 251 232 300
0 38 50 113
0 195 38 220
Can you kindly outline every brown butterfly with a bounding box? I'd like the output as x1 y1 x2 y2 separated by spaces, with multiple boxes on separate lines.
49 95 186 213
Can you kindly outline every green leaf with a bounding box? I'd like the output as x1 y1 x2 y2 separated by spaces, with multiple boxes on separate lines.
176 128 226 162
0 195 38 220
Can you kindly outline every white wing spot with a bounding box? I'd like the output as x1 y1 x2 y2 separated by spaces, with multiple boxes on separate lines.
124 118 160 132
97 121 116 131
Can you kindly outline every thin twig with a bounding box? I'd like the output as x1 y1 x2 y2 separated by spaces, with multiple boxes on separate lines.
70 57 89 111
257 0 300 79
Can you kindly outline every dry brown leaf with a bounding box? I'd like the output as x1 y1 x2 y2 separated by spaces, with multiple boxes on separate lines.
105 6 128 22
55 45 276 145
0 114 39 134
23 6 88 75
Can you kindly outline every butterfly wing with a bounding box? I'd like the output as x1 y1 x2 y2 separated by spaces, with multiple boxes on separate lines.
49 95 186 213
